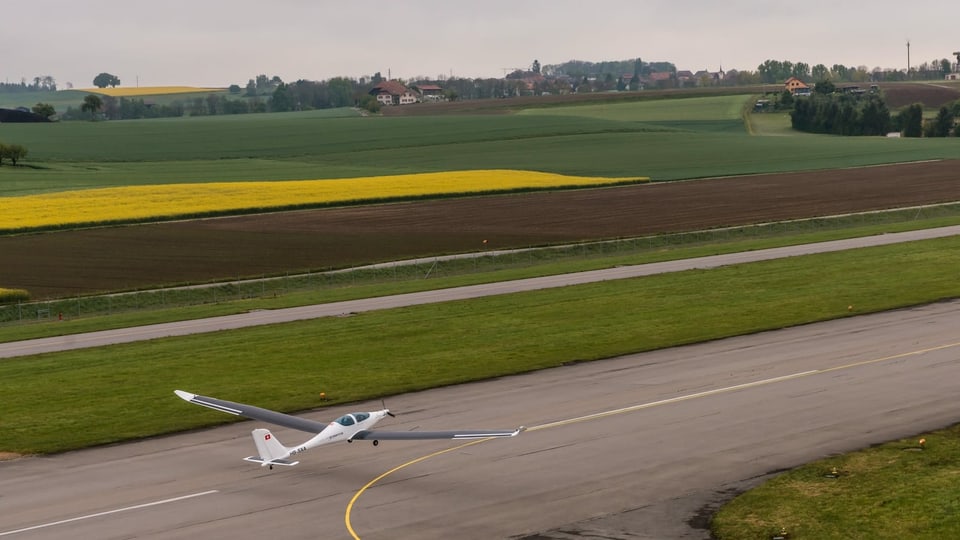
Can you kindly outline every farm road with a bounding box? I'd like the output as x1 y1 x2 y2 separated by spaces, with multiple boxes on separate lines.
2 224 959 360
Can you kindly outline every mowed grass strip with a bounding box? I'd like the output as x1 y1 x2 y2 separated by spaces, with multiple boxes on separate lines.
712 425 960 539
2 236 959 455
0 170 645 231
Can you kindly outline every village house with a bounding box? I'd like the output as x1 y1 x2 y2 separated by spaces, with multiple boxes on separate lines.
784 76 811 95
411 84 445 102
369 80 418 106
693 69 724 86
644 71 673 87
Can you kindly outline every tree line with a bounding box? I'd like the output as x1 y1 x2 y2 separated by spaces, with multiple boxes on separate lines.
886 101 959 137
0 76 58 92
790 91 893 135
60 94 270 121
756 59 955 84
790 83 960 137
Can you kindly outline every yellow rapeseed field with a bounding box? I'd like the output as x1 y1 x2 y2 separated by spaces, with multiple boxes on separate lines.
81 86 223 97
1 170 646 231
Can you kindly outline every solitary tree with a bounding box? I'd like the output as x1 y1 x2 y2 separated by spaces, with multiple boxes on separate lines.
0 143 28 166
244 79 257 97
898 103 924 137
941 59 953 76
629 57 642 90
811 64 830 81
814 79 835 95
926 106 955 137
80 94 103 119
32 102 56 118
358 94 381 113
270 83 292 112
7 144 27 165
779 89 794 109
92 72 120 88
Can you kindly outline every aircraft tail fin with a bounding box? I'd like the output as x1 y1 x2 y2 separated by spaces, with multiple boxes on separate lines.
244 428 299 467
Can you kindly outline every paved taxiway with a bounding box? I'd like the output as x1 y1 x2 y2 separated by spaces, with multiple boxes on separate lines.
3 300 960 538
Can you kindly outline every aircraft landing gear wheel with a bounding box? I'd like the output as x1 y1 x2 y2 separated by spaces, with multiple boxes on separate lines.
373 440 379 447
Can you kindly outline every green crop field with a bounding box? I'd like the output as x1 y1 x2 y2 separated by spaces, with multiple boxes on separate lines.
2 92 958 197
524 93 745 118
0 87 239 112
0 89 90 111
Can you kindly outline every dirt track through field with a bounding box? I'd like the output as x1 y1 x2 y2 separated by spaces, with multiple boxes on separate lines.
2 160 958 298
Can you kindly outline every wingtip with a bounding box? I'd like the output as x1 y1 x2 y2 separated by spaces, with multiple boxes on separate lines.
515 426 527 435
174 390 195 401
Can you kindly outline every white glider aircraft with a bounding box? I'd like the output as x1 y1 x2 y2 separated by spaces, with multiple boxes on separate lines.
175 390 524 468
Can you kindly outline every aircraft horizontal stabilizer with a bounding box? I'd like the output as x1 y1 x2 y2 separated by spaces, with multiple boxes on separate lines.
243 456 300 467
248 428 298 467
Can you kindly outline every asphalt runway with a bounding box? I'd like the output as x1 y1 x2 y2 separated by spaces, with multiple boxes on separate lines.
3 300 960 539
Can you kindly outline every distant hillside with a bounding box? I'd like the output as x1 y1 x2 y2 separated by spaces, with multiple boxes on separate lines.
0 89 88 111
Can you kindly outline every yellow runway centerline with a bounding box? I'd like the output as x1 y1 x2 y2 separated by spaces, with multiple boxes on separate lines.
344 438 492 539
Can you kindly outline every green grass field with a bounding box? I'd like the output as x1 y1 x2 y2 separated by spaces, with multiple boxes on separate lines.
2 93 958 197
521 94 749 128
0 87 249 113
712 425 960 539
0 89 89 111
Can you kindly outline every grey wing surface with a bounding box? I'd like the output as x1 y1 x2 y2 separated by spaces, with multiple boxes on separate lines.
352 427 524 441
175 390 327 434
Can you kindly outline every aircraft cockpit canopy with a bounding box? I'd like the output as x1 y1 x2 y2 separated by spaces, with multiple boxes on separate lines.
334 412 371 426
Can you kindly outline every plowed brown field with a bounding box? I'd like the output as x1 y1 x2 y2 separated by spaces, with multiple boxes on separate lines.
881 83 960 109
2 160 958 299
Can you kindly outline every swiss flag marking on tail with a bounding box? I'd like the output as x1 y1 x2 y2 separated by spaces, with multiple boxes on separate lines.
265 433 272 441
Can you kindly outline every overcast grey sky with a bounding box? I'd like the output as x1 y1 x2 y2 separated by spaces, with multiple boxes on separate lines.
4 0 957 88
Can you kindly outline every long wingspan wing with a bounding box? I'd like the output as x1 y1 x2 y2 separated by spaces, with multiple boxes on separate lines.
352 427 524 441
175 390 327 434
